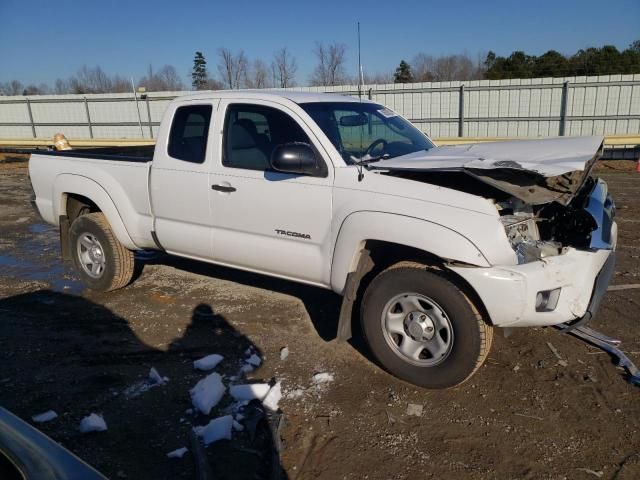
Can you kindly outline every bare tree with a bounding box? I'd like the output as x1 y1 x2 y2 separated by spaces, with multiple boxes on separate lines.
360 71 394 85
22 83 49 95
247 59 269 89
411 53 436 81
53 78 71 94
311 42 348 86
206 78 225 90
272 47 297 88
0 80 24 96
411 53 484 82
139 64 185 91
69 65 113 93
217 48 248 89
110 75 130 93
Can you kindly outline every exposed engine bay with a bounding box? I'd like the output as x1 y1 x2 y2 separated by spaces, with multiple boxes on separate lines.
495 178 598 263
367 136 614 264
385 168 606 264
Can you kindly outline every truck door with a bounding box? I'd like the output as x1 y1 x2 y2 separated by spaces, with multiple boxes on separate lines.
209 100 333 286
150 100 219 258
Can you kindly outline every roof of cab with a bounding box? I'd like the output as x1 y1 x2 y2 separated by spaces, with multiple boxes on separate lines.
174 89 376 105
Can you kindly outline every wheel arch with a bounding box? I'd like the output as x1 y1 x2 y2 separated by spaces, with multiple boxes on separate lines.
330 211 490 295
54 174 137 250
331 215 491 341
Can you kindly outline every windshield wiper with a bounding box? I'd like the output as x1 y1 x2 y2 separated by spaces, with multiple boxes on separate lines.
350 153 390 165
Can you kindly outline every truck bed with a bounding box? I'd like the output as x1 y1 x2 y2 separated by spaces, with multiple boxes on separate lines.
28 148 156 250
28 145 154 163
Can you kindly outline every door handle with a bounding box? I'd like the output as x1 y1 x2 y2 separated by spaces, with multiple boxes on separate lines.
211 184 236 193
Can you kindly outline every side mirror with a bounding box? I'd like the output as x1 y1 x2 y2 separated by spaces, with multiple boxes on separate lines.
270 142 324 176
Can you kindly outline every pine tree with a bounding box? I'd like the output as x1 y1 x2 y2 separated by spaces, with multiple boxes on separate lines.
191 52 208 90
394 60 413 83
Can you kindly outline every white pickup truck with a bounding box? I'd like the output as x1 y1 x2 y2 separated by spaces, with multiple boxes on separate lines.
29 91 616 389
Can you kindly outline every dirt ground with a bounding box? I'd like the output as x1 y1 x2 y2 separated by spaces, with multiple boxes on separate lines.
0 155 639 480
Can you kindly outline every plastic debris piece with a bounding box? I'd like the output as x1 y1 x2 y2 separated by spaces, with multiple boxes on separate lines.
190 373 226 415
406 404 423 417
312 372 334 384
246 354 262 367
79 413 107 433
193 415 233 445
167 447 188 459
194 354 224 371
149 367 168 384
32 410 57 423
230 383 270 402
263 382 283 411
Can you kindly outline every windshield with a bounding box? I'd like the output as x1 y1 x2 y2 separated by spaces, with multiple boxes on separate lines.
300 102 434 164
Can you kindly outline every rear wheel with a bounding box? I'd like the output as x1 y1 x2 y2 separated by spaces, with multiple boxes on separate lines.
360 263 492 389
69 212 134 291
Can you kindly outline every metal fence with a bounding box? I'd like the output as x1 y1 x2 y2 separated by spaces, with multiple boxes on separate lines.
0 74 639 141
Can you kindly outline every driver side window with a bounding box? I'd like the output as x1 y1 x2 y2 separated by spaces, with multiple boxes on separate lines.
223 104 311 171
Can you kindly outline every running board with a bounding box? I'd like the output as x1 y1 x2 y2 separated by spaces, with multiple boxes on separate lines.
556 324 640 386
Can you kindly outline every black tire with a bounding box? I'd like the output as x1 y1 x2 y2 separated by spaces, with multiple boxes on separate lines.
69 212 135 292
360 263 493 389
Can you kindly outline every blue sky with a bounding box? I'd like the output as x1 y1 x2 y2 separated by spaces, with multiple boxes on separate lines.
1 0 638 87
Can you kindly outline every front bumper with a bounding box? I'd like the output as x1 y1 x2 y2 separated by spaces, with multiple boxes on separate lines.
449 222 617 327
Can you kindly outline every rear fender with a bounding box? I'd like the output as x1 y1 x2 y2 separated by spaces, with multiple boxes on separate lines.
53 174 137 250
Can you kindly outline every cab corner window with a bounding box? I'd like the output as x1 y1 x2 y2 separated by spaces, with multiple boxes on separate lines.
168 104 212 163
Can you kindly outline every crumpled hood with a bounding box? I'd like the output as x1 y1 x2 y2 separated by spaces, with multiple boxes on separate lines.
368 136 604 205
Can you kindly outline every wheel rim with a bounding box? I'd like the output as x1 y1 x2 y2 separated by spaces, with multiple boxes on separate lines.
76 233 106 279
381 293 454 367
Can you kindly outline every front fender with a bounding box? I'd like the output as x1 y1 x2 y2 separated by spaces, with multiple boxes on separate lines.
330 211 490 294
53 174 137 250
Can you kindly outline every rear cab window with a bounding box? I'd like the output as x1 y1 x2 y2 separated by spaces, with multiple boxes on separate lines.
168 105 213 163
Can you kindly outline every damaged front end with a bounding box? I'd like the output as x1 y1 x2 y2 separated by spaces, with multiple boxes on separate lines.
497 176 615 264
370 136 613 264
370 135 618 328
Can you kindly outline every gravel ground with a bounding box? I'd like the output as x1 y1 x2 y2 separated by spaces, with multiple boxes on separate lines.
0 157 639 480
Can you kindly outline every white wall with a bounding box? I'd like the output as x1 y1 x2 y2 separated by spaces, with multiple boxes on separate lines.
0 75 638 139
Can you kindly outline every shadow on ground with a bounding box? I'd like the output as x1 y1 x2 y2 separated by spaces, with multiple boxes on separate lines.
0 290 288 480
137 252 345 343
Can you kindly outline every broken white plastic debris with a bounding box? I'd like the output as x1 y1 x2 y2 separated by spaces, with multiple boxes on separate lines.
286 388 305 399
149 367 168 385
406 404 424 417
262 381 282 411
194 354 224 371
245 354 262 367
190 373 226 415
232 420 244 431
194 415 233 445
167 447 188 459
229 383 270 401
312 372 335 384
79 413 107 433
240 364 254 374
280 347 289 360
32 410 57 423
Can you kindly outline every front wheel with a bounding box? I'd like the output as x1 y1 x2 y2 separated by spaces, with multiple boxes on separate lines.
69 212 135 292
360 264 493 389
